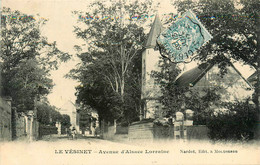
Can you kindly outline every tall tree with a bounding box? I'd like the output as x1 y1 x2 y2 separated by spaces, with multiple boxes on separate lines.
1 7 70 111
69 0 154 123
152 58 222 124
173 0 258 71
173 0 260 135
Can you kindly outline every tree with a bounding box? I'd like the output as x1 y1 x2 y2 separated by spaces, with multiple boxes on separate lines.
152 58 222 124
69 0 155 124
36 102 52 125
151 57 181 115
49 107 63 125
1 7 70 111
73 0 153 100
61 114 71 128
207 99 257 141
173 0 260 136
73 67 121 123
36 101 64 126
4 59 53 110
173 0 259 77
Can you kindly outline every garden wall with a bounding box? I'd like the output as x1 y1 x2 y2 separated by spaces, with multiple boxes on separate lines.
11 109 39 141
128 121 153 141
102 120 209 142
0 97 12 141
13 113 27 140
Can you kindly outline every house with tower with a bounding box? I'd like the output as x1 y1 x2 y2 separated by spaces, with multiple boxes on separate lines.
141 14 164 119
141 14 254 120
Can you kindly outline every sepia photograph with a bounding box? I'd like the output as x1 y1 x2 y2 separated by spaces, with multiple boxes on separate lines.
0 0 260 164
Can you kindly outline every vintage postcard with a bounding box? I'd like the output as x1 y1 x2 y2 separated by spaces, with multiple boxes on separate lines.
1 0 260 164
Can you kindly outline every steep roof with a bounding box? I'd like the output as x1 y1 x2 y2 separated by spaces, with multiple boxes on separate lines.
145 14 164 48
247 72 257 83
175 62 253 88
175 63 213 87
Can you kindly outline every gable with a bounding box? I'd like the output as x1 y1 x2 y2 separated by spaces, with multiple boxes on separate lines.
193 64 253 101
175 62 253 102
194 64 252 89
175 62 252 89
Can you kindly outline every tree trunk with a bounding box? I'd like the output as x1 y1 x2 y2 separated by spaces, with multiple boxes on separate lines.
256 13 260 139
120 76 125 102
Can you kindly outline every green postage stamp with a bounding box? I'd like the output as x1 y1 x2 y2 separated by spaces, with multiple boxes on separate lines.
157 10 213 62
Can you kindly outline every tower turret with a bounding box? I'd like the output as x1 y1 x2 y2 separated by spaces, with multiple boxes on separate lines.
141 14 164 119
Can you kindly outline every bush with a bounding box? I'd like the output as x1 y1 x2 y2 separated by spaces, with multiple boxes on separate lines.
38 124 58 138
193 114 207 125
206 100 257 141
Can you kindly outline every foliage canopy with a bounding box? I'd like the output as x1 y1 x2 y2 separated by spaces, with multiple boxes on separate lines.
69 0 156 124
1 7 70 111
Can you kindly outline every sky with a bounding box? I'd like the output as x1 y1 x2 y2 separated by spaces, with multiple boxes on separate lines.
2 0 255 114
2 0 92 110
1 0 178 111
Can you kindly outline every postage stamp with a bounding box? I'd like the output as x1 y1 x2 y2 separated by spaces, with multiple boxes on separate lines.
157 10 213 62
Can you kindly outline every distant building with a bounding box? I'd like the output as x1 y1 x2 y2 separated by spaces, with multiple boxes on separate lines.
76 107 99 135
60 100 78 131
76 109 91 134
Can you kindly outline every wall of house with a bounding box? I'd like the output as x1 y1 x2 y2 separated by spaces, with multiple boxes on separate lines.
60 101 78 131
116 125 128 134
102 126 115 140
193 65 253 102
0 97 12 141
141 48 163 119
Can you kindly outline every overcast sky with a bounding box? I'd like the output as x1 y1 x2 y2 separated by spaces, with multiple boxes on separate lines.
2 0 255 113
1 0 177 109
